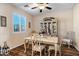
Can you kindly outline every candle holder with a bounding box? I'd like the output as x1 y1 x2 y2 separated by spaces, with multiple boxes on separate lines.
0 46 2 55
0 41 10 56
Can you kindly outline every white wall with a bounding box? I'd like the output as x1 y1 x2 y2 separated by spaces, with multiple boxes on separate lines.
73 4 79 51
33 9 73 37
0 4 33 49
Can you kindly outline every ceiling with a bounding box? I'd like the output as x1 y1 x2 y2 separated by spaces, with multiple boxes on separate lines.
13 3 75 16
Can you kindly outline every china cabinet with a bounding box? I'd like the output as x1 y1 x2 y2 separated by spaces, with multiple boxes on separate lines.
40 17 58 36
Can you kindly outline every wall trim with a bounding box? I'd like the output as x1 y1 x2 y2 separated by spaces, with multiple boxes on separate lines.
74 45 79 51
9 42 79 52
10 43 24 50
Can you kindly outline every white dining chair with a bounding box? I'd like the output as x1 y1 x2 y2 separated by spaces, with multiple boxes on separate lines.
61 32 74 48
48 44 61 56
24 39 30 53
48 36 61 56
32 36 45 56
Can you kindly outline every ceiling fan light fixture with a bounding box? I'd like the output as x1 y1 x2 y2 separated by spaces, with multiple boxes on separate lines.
39 6 45 9
38 3 48 9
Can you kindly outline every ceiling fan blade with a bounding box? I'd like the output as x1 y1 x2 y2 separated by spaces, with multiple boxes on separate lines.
39 3 44 4
45 7 52 10
24 5 29 7
40 9 42 12
46 3 49 4
31 7 37 9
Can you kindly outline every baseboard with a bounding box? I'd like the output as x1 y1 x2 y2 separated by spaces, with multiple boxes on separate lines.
10 43 24 50
74 45 79 51
9 42 79 52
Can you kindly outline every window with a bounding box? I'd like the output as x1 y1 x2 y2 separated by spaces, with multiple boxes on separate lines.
21 16 26 32
13 14 20 32
13 13 26 32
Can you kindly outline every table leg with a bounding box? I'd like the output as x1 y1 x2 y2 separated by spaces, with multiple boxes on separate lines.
24 40 26 53
55 44 57 56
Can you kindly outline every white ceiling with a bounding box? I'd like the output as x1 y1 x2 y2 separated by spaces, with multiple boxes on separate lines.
13 3 75 16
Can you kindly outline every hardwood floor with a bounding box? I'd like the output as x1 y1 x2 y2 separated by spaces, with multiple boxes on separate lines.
9 44 79 56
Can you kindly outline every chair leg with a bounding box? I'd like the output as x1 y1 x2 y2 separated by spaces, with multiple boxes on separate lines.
68 42 70 48
48 50 50 56
32 50 33 56
27 43 29 48
40 51 41 56
59 48 61 56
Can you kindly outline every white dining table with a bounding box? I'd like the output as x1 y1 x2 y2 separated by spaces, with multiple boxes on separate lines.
24 36 58 56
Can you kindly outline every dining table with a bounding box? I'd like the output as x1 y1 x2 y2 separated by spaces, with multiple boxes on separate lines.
24 35 58 56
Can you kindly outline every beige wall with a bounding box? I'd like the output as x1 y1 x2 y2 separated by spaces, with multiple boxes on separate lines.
0 3 33 49
32 9 73 37
73 4 79 51
0 3 79 51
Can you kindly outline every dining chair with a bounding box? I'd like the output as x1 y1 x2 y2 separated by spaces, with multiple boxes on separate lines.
48 36 61 56
32 36 45 56
24 39 31 53
61 32 74 48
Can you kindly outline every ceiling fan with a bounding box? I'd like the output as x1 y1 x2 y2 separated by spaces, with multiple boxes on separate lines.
24 3 52 13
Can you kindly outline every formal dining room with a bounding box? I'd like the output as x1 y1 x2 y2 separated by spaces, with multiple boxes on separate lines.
0 3 79 56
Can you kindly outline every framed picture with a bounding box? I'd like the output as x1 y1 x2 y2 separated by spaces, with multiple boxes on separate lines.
28 22 31 28
0 16 7 27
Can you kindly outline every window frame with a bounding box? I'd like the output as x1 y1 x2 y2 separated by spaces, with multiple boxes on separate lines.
20 15 26 32
12 13 26 33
